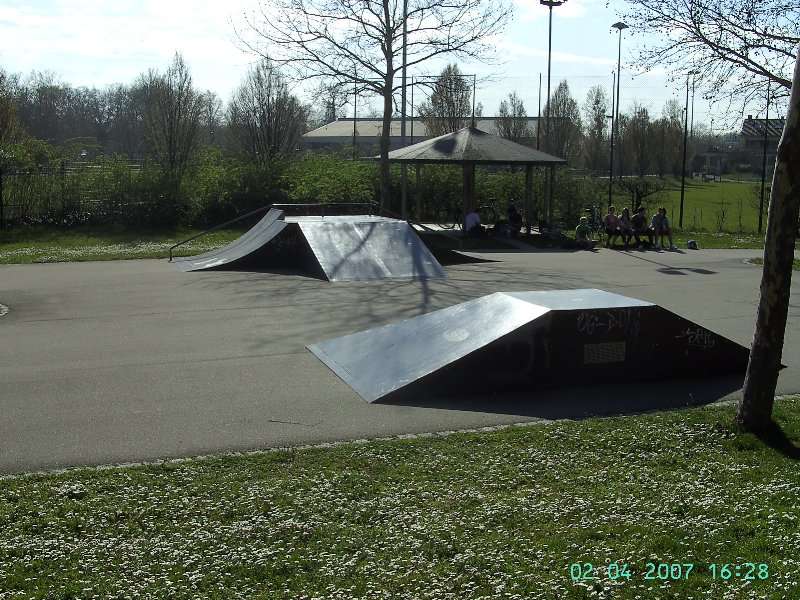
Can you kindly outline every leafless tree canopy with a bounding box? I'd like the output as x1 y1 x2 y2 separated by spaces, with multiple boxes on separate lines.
544 80 583 162
140 53 204 185
418 64 473 136
614 0 799 108
0 70 21 146
238 0 512 207
496 91 531 143
582 85 608 172
228 61 307 163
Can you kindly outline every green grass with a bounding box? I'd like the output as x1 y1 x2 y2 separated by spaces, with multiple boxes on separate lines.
0 225 244 264
2 399 800 599
750 258 800 270
608 179 766 235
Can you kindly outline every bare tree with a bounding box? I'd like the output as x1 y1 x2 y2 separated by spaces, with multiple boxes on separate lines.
544 80 583 164
418 64 473 136
582 85 609 172
309 79 350 128
496 91 531 143
614 0 798 112
624 103 652 177
227 60 307 164
140 53 203 190
200 90 224 146
0 69 22 145
237 0 512 209
737 48 800 431
650 99 683 177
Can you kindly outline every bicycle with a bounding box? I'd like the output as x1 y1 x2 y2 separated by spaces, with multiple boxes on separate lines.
434 201 498 232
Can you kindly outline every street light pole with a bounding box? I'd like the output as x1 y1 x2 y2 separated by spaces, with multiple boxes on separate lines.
400 0 408 218
759 82 771 234
611 22 628 184
540 0 567 225
679 72 693 228
607 70 615 208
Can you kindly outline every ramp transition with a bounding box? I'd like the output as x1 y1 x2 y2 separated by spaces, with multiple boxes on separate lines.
173 213 445 281
307 289 751 402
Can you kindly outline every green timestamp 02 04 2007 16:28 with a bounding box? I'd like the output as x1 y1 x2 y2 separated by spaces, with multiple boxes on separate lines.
569 562 770 582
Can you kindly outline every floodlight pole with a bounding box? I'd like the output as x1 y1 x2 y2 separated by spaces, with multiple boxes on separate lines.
759 82 771 234
400 0 408 218
679 72 693 228
540 0 567 225
537 72 542 150
611 22 628 184
352 79 358 160
607 70 615 208
472 74 476 126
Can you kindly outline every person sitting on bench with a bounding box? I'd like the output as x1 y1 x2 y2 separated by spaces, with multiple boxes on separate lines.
603 205 621 248
575 216 594 250
507 204 523 236
631 206 654 248
464 208 484 237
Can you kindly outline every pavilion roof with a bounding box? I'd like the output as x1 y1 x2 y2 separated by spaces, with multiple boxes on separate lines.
374 126 566 165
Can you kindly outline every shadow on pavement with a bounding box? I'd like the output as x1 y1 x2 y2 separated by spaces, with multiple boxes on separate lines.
377 375 743 420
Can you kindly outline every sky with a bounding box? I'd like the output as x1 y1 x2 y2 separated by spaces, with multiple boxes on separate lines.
0 0 778 132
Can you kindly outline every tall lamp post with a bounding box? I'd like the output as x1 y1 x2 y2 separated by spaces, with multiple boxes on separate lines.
400 0 409 218
610 21 628 190
679 71 696 228
607 70 615 207
540 0 568 225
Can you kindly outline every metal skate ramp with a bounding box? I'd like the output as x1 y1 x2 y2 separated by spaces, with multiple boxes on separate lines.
172 208 287 272
173 213 445 281
307 289 751 402
289 215 445 281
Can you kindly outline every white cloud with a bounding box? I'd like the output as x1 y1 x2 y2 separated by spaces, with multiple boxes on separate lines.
0 0 257 97
493 38 615 66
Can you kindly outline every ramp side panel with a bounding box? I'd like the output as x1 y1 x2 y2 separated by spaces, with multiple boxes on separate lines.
298 221 445 281
307 293 549 402
173 208 285 272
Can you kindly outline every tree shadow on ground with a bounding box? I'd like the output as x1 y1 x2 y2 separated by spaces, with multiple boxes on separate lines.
752 421 800 460
377 375 743 420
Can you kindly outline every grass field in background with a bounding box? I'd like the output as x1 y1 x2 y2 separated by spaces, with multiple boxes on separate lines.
606 179 768 235
0 226 244 264
1 398 799 599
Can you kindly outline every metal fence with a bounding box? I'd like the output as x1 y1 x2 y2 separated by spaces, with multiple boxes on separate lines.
0 160 147 229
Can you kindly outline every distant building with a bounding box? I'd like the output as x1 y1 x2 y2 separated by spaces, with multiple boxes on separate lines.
740 115 785 171
301 117 541 152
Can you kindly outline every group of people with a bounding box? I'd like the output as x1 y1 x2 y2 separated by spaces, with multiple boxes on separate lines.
576 205 677 251
465 204 523 238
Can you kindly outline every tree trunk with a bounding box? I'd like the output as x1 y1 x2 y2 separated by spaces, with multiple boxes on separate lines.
737 48 800 431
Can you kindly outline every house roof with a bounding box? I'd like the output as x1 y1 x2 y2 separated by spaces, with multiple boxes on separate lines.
303 117 540 139
741 117 785 139
373 126 566 165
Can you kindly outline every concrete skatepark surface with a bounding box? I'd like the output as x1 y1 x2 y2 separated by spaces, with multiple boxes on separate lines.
1 247 798 473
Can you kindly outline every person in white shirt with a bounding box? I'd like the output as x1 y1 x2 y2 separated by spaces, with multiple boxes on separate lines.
464 209 483 237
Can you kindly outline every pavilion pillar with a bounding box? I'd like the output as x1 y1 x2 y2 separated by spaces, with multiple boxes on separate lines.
415 163 422 221
462 162 476 220
525 164 533 235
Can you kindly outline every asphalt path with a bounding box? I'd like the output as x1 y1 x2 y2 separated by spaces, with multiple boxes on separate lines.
1 247 798 473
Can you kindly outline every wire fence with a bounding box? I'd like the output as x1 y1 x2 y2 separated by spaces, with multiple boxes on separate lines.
0 160 155 229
